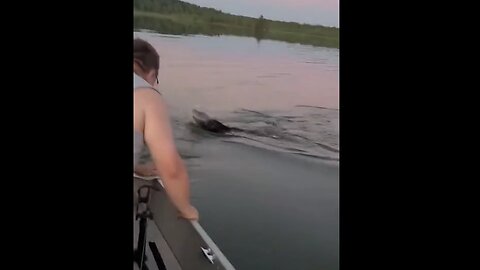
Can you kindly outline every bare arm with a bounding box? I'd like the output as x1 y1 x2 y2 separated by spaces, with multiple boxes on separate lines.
142 91 198 220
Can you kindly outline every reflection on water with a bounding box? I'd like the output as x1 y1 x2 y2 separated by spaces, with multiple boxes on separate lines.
135 31 339 161
134 32 338 114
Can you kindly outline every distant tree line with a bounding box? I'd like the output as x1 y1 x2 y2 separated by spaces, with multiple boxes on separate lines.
134 0 339 48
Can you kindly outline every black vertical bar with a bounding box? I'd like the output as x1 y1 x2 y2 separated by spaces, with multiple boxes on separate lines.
135 217 149 270
149 241 167 270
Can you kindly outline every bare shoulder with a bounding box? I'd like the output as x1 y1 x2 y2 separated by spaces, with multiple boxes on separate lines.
135 89 171 128
135 88 165 109
140 87 176 153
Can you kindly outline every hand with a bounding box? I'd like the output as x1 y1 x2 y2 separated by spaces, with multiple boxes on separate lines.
178 205 199 221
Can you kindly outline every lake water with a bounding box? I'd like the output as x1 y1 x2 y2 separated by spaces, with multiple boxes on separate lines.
134 31 339 270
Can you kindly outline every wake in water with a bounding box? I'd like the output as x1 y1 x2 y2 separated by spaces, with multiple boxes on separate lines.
189 107 339 162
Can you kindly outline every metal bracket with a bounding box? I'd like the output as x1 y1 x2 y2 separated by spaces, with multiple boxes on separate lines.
201 247 215 264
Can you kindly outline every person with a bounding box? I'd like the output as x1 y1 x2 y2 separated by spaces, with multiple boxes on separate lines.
134 38 198 220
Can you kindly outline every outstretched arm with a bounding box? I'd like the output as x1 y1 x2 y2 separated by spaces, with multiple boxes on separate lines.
142 91 198 220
